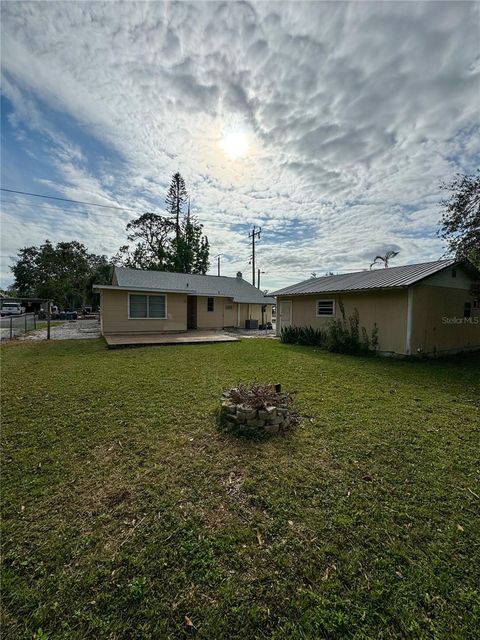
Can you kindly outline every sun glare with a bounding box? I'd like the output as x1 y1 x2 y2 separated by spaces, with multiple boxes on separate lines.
220 130 248 158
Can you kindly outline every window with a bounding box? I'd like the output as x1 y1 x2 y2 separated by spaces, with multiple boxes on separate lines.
129 295 147 318
149 296 166 318
207 297 215 312
464 302 472 319
129 294 166 319
316 299 335 317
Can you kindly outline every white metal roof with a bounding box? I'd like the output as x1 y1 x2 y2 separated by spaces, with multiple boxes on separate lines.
270 259 458 296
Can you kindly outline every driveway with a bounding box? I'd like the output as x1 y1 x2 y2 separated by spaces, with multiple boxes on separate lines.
20 320 101 341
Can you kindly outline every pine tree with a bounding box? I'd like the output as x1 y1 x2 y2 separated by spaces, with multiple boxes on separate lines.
176 200 210 274
165 172 189 247
116 174 209 274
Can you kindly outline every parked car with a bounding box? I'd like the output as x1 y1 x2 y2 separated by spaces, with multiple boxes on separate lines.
1 302 25 316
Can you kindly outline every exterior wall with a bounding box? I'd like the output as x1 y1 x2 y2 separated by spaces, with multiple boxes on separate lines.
101 289 275 334
196 298 273 328
196 296 236 329
277 290 408 354
236 303 272 328
101 289 187 334
422 264 473 290
247 303 272 324
239 303 249 327
410 283 480 355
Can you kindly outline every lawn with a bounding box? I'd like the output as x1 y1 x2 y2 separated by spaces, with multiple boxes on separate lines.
1 339 479 639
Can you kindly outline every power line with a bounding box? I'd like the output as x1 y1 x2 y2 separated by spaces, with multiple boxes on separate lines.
0 199 227 227
0 187 153 213
0 220 128 242
0 185 261 230
0 200 140 221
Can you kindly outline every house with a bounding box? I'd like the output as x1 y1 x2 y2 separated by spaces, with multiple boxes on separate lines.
93 267 275 337
271 259 480 356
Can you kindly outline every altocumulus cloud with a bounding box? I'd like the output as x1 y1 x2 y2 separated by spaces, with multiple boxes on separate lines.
1 1 479 289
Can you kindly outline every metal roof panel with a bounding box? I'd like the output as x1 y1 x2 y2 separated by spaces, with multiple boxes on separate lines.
270 259 457 296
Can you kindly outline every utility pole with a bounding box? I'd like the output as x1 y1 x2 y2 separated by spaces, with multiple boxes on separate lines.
248 226 261 287
257 269 265 290
214 253 223 276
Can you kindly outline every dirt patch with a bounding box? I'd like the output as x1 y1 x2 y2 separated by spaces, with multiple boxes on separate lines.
20 320 101 341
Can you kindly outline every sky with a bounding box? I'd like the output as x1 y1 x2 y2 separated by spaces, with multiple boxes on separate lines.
1 1 479 291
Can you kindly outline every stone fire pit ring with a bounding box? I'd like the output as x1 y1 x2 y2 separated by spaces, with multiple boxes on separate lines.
220 383 298 437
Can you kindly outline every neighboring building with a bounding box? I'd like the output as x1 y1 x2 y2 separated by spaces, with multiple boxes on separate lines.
0 296 44 314
94 267 274 336
271 260 480 356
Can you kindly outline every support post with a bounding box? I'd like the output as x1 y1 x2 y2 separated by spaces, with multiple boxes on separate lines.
47 300 51 340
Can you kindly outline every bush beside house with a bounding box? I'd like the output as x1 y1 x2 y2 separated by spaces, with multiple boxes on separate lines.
280 302 378 355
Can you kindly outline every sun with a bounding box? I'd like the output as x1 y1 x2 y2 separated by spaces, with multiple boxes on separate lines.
220 130 248 158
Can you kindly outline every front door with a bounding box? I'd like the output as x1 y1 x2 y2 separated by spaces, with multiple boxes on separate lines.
279 300 292 332
223 302 235 327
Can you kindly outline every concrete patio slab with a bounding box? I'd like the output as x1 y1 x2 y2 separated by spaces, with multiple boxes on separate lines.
104 330 241 348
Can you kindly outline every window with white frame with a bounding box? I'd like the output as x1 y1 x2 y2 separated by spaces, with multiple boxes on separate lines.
207 297 215 312
129 294 166 319
316 299 335 317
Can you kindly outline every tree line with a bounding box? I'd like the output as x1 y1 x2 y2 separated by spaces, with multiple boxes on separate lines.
6 173 210 308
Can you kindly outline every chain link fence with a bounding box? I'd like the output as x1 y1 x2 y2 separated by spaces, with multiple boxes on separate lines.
0 313 37 340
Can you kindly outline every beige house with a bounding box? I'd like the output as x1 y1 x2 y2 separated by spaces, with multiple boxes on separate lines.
94 267 274 337
271 260 480 356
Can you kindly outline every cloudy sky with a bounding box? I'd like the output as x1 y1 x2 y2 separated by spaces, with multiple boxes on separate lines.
1 1 479 290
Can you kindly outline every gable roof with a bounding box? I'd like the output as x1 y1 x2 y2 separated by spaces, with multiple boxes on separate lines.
97 267 275 304
270 259 458 296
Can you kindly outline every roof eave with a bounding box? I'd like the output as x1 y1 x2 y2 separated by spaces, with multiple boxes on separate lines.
93 284 275 303
273 285 411 296
93 284 199 294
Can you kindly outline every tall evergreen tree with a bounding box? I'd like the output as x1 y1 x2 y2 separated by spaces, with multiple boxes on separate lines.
165 172 188 248
116 174 209 274
176 200 210 274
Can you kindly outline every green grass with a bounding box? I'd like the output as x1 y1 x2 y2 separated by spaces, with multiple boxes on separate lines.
1 339 479 639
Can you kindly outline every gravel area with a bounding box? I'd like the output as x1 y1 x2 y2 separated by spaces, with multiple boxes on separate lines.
20 320 101 341
224 327 277 339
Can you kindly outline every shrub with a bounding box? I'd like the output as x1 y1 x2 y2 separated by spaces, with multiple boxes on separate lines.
324 301 360 354
280 302 378 356
280 326 300 344
280 325 325 346
325 301 377 355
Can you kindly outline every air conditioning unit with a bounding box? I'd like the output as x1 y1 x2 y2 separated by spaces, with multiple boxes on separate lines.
245 319 258 330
